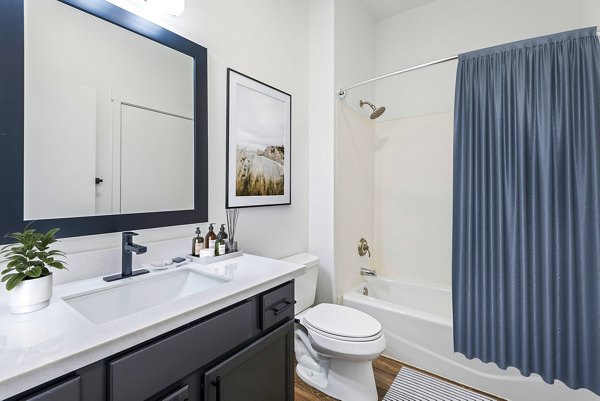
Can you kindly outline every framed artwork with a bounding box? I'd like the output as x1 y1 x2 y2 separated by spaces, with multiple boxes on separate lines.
226 68 291 208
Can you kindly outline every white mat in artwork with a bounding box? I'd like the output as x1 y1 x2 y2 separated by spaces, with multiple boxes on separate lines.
383 367 496 401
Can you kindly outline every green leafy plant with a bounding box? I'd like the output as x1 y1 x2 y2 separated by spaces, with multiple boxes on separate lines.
0 227 67 291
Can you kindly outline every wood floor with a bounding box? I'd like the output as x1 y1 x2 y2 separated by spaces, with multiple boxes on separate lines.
294 356 505 401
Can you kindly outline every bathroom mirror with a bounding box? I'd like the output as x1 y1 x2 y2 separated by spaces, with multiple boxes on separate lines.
0 0 208 242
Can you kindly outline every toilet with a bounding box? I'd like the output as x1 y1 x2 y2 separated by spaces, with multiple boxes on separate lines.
282 253 386 401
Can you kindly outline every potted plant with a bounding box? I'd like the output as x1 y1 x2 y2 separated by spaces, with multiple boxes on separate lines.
0 226 66 314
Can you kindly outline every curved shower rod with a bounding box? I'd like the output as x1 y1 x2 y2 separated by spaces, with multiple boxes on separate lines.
338 55 457 99
338 28 600 100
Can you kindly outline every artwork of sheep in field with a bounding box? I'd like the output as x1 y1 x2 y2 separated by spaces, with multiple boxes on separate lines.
227 70 290 207
236 145 284 196
234 84 286 197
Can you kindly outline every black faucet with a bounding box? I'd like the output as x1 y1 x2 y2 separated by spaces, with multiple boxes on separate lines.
103 232 149 282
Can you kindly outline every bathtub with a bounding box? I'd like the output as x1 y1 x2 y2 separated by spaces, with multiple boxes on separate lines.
343 277 599 401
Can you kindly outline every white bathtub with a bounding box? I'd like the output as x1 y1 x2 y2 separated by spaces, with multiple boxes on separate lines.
343 277 600 401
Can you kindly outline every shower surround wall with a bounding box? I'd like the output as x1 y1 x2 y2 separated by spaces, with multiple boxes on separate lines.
335 103 375 298
373 113 453 287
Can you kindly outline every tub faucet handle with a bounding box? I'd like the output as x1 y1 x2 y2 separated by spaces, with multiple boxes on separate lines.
358 238 371 257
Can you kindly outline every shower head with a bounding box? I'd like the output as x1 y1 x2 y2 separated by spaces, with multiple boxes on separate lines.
359 100 386 119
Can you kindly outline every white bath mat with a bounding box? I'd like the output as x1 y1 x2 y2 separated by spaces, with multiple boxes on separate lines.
383 367 496 401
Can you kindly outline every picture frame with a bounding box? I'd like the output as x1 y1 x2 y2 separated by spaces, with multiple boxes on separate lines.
226 68 291 208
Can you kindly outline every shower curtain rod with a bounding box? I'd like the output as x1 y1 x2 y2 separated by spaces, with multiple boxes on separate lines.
338 28 600 99
338 55 457 99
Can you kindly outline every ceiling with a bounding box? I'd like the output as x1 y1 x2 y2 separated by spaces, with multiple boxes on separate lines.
360 0 437 22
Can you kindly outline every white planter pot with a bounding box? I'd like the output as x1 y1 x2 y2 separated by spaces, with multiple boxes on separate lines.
9 274 53 314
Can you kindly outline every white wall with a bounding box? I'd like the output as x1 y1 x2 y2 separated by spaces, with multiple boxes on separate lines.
375 0 586 121
372 0 599 288
308 0 336 303
334 0 376 298
334 0 376 116
32 0 310 282
579 0 600 27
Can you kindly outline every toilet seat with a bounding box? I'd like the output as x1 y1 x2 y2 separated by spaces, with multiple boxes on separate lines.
302 304 382 342
304 321 383 342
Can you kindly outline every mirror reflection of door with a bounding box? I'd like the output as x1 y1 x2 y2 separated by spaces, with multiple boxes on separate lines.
119 104 194 214
23 0 194 220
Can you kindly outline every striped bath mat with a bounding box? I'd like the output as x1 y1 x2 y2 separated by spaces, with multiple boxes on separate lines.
383 367 496 401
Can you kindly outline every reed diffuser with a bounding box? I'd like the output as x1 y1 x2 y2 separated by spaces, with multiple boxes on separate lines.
226 208 239 252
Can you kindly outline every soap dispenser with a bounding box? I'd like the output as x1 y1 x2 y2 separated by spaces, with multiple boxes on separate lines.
205 224 217 249
215 224 228 256
192 227 204 256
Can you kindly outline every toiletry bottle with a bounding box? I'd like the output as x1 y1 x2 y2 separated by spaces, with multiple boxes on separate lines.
192 227 204 256
205 223 217 249
215 224 228 256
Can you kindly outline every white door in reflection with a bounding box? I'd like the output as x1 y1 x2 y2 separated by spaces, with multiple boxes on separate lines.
119 104 194 214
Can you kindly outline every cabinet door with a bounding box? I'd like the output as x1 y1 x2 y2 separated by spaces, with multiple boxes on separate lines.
204 320 294 401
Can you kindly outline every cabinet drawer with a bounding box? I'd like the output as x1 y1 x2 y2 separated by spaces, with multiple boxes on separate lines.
109 300 254 401
260 281 295 331
21 376 80 401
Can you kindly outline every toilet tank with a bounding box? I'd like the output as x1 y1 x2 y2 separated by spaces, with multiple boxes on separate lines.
280 253 319 314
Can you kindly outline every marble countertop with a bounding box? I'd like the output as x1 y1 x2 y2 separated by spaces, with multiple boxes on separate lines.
0 253 305 399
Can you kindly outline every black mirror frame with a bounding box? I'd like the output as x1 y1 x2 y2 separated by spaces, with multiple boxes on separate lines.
0 0 208 243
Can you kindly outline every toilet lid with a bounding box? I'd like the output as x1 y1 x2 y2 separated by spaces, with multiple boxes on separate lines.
303 304 382 339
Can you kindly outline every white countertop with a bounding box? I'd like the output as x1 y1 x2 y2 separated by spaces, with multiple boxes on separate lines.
0 254 304 399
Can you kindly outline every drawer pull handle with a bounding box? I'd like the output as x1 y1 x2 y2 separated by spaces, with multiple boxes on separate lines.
212 376 221 401
272 300 296 315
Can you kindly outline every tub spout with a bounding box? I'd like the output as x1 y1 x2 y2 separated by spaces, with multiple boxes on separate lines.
360 267 377 277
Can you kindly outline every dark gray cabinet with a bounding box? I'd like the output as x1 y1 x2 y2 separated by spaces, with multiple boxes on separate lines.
6 281 295 401
204 321 294 401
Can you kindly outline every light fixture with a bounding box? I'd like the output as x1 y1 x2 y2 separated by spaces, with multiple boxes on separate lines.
106 0 185 17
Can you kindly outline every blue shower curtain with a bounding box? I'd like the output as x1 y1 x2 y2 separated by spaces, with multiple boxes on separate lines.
452 27 600 394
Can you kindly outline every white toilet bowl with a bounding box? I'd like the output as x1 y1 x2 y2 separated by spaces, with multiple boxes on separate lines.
295 303 386 401
281 253 386 401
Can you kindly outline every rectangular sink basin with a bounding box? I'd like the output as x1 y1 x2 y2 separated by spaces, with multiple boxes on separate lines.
64 270 228 324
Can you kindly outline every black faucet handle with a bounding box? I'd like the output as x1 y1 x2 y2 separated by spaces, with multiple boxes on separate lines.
122 232 139 244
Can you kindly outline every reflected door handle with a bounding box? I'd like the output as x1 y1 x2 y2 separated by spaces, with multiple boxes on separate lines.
95 177 104 185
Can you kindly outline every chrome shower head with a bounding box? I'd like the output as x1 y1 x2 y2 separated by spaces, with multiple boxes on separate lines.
359 100 386 120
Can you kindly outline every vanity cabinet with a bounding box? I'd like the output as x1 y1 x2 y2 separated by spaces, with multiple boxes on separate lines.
6 281 295 401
